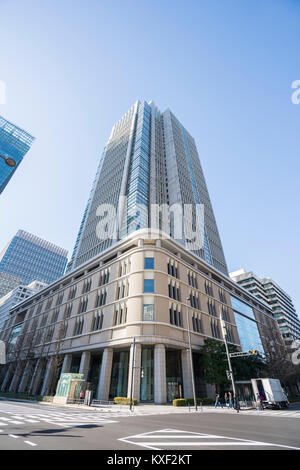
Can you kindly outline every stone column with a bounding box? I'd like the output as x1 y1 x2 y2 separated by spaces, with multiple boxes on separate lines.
96 348 113 401
181 349 193 399
40 357 55 396
61 354 72 374
28 359 44 395
127 342 141 402
8 362 24 393
18 361 34 393
154 344 167 404
1 363 14 392
79 351 91 380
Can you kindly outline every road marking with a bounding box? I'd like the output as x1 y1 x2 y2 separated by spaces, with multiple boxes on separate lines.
119 428 300 450
24 440 37 447
8 434 19 439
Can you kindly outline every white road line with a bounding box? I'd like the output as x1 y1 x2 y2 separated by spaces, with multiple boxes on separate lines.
119 428 300 451
8 434 19 439
24 441 37 447
8 420 23 424
137 441 269 447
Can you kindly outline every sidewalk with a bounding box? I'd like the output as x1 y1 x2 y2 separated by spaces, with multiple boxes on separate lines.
43 401 254 414
0 396 253 414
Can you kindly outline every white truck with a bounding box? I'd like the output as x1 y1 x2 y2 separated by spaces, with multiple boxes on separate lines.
251 378 289 409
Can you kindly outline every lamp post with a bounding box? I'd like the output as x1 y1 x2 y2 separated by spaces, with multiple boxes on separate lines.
186 297 197 411
0 154 16 167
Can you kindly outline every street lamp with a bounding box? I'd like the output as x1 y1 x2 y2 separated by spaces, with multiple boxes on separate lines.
0 154 16 167
186 297 197 411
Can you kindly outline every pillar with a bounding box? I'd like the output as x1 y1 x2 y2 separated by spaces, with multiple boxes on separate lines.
127 342 141 402
181 349 193 399
79 351 91 380
1 363 14 392
40 357 55 396
28 359 44 395
154 344 167 404
18 360 34 393
96 348 113 400
9 362 24 393
61 354 72 374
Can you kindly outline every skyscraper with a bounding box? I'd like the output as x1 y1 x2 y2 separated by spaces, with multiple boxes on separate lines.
0 115 35 194
69 100 228 275
0 230 68 298
0 102 284 403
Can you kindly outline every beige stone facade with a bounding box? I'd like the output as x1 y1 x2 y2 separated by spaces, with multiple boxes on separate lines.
0 230 285 403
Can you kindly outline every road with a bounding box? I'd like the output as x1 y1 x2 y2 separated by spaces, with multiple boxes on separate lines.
0 399 299 452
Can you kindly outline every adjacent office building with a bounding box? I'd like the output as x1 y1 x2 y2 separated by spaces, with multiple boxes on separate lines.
0 230 68 299
230 269 300 348
0 280 47 332
0 115 35 194
0 101 284 403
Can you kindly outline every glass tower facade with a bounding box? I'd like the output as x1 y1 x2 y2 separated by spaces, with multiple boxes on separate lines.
69 100 228 275
0 115 35 194
0 230 68 298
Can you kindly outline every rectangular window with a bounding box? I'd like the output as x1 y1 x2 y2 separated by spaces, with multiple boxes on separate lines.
143 304 154 321
144 279 154 293
144 257 154 269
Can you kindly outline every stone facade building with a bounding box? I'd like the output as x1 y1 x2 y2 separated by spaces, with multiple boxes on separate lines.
0 231 284 403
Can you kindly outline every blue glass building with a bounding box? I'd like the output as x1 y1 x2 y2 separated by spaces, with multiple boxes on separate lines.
0 230 68 298
0 115 35 194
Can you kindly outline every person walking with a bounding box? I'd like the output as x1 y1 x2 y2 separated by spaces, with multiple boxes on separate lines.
234 395 240 414
256 392 263 411
225 392 229 407
214 393 223 408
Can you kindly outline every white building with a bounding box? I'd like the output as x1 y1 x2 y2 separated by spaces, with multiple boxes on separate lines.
230 269 300 347
0 281 47 332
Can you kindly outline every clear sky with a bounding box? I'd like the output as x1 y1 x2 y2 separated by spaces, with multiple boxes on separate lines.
0 0 299 313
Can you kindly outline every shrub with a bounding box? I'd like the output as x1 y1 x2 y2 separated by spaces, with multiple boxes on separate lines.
173 397 215 406
173 399 186 407
114 397 138 405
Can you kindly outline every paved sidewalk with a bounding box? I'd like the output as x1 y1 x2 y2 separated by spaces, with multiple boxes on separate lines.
0 397 253 415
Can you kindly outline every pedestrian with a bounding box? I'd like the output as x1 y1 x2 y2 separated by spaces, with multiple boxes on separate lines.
256 392 263 411
214 393 223 408
228 391 233 408
225 392 229 407
80 391 84 401
234 396 240 414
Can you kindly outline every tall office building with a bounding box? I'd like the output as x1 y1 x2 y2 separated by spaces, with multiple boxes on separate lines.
0 102 284 404
0 230 68 298
0 115 35 194
230 269 300 347
69 101 228 275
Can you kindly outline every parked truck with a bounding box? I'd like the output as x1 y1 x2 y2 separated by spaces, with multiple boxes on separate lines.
251 378 289 409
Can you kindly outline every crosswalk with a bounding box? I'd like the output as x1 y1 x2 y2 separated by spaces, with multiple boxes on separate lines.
203 407 300 419
119 428 300 450
0 404 118 428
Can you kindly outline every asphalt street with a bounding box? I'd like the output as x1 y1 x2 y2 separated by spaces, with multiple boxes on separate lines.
0 399 299 451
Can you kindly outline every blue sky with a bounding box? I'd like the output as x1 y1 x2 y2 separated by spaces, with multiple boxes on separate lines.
0 0 299 313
